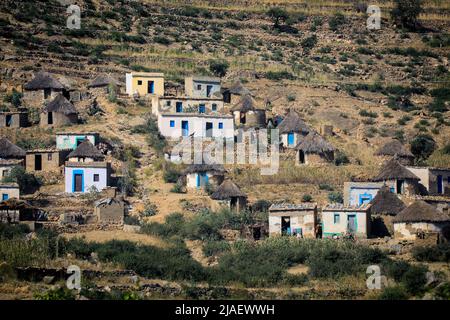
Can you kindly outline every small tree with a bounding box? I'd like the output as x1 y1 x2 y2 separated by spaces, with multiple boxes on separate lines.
266 7 289 29
209 59 229 77
390 0 423 30
410 134 436 161
3 166 41 193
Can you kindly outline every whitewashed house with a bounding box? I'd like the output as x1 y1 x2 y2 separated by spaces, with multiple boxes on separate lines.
151 96 224 117
277 110 311 149
56 132 99 150
184 164 226 190
184 76 221 98
322 203 372 239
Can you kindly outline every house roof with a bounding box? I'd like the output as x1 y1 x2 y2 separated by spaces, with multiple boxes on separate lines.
68 140 104 160
393 200 450 223
375 140 414 158
188 76 221 83
372 158 420 182
231 94 258 112
323 203 372 211
88 74 122 88
65 161 109 168
295 131 335 154
24 72 66 90
184 163 226 174
370 185 406 215
224 81 251 96
269 203 317 211
211 180 246 200
0 183 19 188
0 159 23 166
43 94 77 115
0 138 26 158
94 197 124 207
276 110 311 134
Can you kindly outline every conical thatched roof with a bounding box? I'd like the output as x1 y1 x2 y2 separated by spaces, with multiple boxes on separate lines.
225 81 251 96
68 140 104 160
0 137 26 158
24 72 65 90
211 180 246 200
43 94 77 115
393 200 450 223
231 94 257 112
370 185 406 215
375 140 414 158
88 74 122 88
295 131 335 154
184 163 226 174
277 110 311 134
372 158 420 182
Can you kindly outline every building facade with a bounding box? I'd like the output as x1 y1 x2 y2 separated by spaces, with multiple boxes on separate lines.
322 203 371 239
151 96 224 116
125 72 164 97
26 149 70 172
184 76 221 98
343 181 386 206
56 132 99 150
64 162 111 193
406 167 450 195
0 183 20 201
268 203 318 238
0 112 28 128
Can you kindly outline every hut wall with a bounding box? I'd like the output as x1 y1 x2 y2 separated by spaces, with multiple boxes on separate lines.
25 150 69 172
0 186 20 200
269 209 317 238
94 202 124 224
344 182 386 206
299 152 334 165
23 89 62 108
40 112 78 127
281 132 303 149
322 209 370 238
186 172 224 189
56 133 98 150
64 165 110 193
407 167 450 195
246 110 266 128
0 112 28 128
393 222 449 240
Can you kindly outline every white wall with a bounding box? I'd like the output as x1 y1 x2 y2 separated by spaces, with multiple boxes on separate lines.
126 73 132 95
65 166 108 193
281 132 301 148
158 114 234 139
394 222 446 240
56 134 97 150
0 186 20 200
322 210 369 237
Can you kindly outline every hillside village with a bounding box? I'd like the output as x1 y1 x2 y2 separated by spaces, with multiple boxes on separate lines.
0 0 450 300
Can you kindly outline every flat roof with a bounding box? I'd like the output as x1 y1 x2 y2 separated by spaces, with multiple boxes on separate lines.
56 132 99 135
269 203 317 211
65 161 109 168
160 96 224 102
186 76 221 83
127 72 164 77
160 113 233 119
0 183 19 188
406 166 450 171
323 203 372 212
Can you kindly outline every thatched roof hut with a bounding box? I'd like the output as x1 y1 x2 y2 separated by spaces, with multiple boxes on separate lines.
295 131 335 154
372 158 420 182
277 110 311 134
24 72 65 91
44 94 77 115
393 200 450 223
184 163 226 175
0 138 26 159
370 185 406 215
231 94 257 112
68 140 104 161
375 140 414 158
225 81 251 96
211 180 246 200
88 74 122 88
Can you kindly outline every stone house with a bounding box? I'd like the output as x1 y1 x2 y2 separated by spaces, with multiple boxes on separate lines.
276 110 311 149
268 203 318 238
23 72 68 107
0 138 26 171
88 74 123 96
222 81 251 104
67 140 105 163
64 161 111 193
184 76 221 98
40 94 78 127
344 181 385 206
231 94 266 128
125 72 164 97
322 203 372 239
0 159 23 180
25 149 70 172
393 200 450 241
158 113 234 140
151 96 225 116
0 111 28 128
56 132 99 150
375 139 414 165
210 179 247 212
94 197 126 224
372 158 421 196
405 166 450 196
184 164 226 190
295 131 335 165
369 185 406 237
0 183 20 201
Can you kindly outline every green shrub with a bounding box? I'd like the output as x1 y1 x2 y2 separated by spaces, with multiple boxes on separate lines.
329 12 346 31
141 203 158 217
265 71 295 81
385 260 410 282
203 241 231 257
209 59 229 77
410 134 436 161
412 244 450 262
34 287 76 300
334 151 350 166
378 285 409 300
328 191 343 204
3 166 41 193
3 89 23 107
390 0 423 30
124 215 140 226
302 194 313 202
402 265 428 295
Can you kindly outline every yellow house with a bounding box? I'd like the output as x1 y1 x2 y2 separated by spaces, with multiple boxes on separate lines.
125 72 164 97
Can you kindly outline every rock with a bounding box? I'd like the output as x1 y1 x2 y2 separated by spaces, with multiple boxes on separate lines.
130 275 139 284
43 276 55 284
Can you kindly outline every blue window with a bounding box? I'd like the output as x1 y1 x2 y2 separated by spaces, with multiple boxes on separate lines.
359 193 372 205
170 120 175 128
212 104 217 112
199 104 206 113
334 213 340 224
176 102 183 113
390 187 395 193
2 194 8 201
218 122 223 129
288 133 295 146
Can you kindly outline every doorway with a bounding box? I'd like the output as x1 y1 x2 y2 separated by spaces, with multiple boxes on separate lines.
299 150 305 164
206 85 213 97
347 215 357 234
48 112 53 125
181 121 189 137
230 197 237 211
74 173 83 192
206 122 213 137
437 175 443 194
34 154 42 171
396 180 404 194
281 216 291 235
147 81 154 94
5 115 12 127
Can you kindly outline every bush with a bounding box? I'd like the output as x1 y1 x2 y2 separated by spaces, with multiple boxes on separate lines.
266 7 289 28
3 89 23 107
410 134 436 161
390 0 423 30
385 260 411 282
265 71 295 81
3 166 41 193
252 199 272 212
412 244 450 262
402 265 428 295
124 215 140 226
141 203 158 217
302 194 313 202
378 286 409 300
203 241 231 257
328 191 343 204
209 59 229 77
334 151 350 166
329 12 346 32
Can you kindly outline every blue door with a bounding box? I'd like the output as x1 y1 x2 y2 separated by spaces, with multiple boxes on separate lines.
288 133 295 146
148 81 154 94
176 102 183 113
437 175 443 194
196 174 201 188
182 121 189 137
2 194 8 201
199 104 206 113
